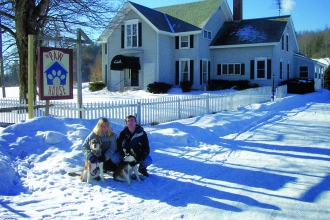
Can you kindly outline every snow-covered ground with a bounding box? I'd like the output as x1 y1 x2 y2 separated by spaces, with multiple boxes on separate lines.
1 85 330 219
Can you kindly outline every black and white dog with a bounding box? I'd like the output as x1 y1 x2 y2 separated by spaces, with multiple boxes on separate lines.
113 148 142 186
69 138 105 184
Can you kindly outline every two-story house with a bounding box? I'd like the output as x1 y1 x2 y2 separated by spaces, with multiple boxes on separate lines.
97 0 326 91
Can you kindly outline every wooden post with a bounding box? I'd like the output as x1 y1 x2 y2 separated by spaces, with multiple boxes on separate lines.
77 29 83 118
45 100 49 116
28 35 34 119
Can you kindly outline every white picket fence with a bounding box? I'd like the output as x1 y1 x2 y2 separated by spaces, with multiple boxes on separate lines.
0 86 273 127
276 85 288 98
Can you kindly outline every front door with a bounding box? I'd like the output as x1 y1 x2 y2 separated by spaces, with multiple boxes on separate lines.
131 69 139 87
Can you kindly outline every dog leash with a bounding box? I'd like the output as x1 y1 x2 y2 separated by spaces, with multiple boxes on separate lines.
89 157 100 176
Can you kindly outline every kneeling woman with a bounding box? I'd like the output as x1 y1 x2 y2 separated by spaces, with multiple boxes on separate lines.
82 118 117 173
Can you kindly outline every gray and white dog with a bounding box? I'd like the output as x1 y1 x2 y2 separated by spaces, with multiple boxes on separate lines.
113 148 142 186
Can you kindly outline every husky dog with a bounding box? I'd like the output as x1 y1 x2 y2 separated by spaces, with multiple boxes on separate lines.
69 138 105 184
113 149 142 186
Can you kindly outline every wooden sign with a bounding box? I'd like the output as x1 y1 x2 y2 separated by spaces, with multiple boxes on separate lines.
38 47 73 100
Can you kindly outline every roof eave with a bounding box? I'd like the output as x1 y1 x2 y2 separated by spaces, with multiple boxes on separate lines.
210 42 277 49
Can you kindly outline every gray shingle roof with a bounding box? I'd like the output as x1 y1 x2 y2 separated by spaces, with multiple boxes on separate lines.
130 0 223 33
211 16 290 46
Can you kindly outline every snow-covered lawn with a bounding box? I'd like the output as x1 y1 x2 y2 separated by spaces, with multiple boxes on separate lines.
1 86 330 219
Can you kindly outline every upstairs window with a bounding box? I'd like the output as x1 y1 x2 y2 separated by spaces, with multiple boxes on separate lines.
286 35 289 52
126 23 137 48
281 35 284 51
121 19 142 48
180 36 189 48
203 30 212 40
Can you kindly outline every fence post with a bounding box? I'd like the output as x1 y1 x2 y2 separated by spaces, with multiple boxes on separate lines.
136 101 141 125
206 95 210 114
178 98 181 119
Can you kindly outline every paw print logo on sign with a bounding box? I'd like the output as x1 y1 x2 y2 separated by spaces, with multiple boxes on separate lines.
45 62 68 86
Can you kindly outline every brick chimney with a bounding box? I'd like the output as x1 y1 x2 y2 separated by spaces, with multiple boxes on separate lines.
233 0 243 21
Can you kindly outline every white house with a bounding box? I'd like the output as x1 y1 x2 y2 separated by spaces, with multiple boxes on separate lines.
97 0 326 91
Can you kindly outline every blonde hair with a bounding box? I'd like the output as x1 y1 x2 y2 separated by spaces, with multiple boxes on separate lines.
93 118 114 137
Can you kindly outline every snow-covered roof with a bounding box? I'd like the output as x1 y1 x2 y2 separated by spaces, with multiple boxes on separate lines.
211 16 290 47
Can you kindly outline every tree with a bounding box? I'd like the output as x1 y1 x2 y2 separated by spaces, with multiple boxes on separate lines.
0 0 122 101
324 65 330 90
89 54 102 82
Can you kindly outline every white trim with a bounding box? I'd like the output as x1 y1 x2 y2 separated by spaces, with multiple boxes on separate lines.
220 63 242 75
179 36 190 49
179 58 190 81
124 19 139 48
299 65 309 78
203 30 212 40
286 34 289 53
201 59 209 84
163 13 175 33
209 42 277 49
255 57 268 80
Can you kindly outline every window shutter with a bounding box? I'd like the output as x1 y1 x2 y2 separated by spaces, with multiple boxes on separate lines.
267 59 272 79
200 60 202 85
208 61 211 83
190 60 194 85
138 22 142 47
190 35 194 48
121 25 125 48
175 61 179 85
250 60 254 79
175 36 179 49
217 64 221 75
241 63 245 75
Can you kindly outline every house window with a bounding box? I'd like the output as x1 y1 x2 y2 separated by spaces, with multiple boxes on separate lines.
125 20 138 48
255 58 267 79
203 30 212 40
280 61 283 79
299 66 308 78
286 35 289 52
222 64 228 75
287 63 290 79
315 67 317 78
281 35 284 51
180 36 189 48
221 63 242 75
202 60 208 84
180 59 190 81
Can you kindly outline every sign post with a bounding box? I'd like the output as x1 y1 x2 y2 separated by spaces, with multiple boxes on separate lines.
27 29 92 119
28 35 34 119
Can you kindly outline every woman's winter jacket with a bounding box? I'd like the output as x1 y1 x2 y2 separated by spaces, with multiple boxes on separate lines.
82 132 117 161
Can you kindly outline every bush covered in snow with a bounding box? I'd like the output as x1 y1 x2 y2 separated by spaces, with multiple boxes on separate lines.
208 80 259 91
279 78 315 94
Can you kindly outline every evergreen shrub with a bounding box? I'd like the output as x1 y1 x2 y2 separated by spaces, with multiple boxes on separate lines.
88 81 107 92
180 81 192 92
208 80 259 91
324 66 330 90
147 82 172 94
279 78 314 94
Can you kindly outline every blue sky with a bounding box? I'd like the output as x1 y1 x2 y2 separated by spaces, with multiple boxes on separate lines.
128 0 329 33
